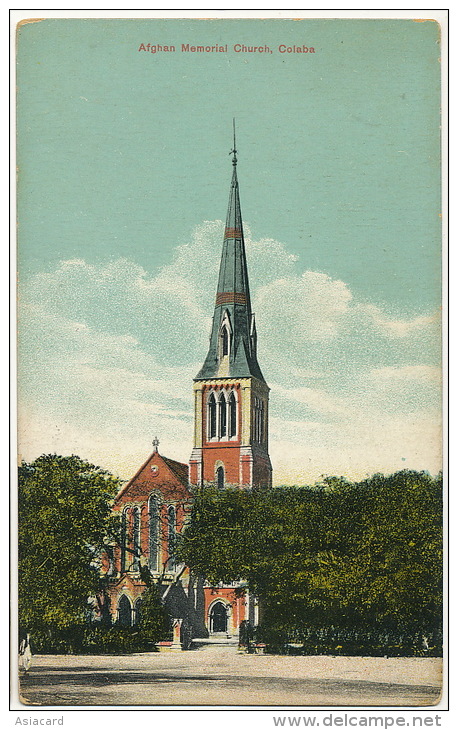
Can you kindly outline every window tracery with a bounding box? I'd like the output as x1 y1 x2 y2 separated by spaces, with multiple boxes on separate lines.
207 387 238 441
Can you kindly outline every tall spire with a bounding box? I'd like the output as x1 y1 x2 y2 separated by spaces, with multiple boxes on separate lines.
195 127 264 382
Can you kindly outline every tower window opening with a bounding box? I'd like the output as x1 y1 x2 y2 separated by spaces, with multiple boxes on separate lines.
221 327 229 356
253 398 258 442
229 391 237 437
219 391 227 438
253 397 265 443
208 392 217 439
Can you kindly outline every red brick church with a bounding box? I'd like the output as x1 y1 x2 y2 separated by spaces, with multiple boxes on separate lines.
102 141 272 642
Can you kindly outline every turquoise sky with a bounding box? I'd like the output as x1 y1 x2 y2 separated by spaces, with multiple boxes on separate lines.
17 18 442 482
18 18 441 314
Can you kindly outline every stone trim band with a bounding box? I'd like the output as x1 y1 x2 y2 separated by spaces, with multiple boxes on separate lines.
216 292 247 306
224 227 242 239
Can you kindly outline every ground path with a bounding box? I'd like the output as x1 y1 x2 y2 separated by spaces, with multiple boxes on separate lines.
19 641 442 707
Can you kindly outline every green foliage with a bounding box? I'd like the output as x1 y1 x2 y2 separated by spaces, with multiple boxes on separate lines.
30 625 162 655
275 627 441 658
138 585 172 643
18 454 121 634
180 471 442 654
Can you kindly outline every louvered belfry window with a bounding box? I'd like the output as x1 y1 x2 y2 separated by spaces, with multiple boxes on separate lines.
208 392 217 439
229 391 237 437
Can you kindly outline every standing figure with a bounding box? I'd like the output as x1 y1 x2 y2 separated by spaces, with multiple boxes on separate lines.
18 632 32 673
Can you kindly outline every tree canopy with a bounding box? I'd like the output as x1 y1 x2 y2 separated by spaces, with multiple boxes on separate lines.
18 454 121 633
179 471 442 647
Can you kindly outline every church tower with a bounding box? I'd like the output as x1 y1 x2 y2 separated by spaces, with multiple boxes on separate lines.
190 134 272 490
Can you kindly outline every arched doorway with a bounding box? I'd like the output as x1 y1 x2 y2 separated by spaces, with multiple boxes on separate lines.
117 594 132 627
210 601 228 633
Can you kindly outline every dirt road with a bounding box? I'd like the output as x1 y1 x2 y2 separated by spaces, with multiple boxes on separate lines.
18 643 442 707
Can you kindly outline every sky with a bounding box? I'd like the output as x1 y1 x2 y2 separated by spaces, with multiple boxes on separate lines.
17 17 443 484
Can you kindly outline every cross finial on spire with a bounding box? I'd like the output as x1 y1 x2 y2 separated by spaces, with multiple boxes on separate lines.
229 118 237 166
152 436 159 453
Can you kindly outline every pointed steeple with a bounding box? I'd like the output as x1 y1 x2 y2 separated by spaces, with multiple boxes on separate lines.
195 129 265 382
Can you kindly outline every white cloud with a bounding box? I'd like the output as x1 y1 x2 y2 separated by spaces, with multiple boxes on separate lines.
360 304 440 338
255 271 353 345
270 408 442 485
272 383 348 417
369 365 442 383
17 221 442 483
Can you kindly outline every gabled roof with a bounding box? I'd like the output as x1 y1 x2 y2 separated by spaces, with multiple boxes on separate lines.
113 449 190 506
161 455 190 485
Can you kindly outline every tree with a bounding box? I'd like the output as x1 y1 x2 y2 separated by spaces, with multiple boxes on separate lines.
346 471 443 634
138 584 171 644
179 472 442 650
18 454 121 635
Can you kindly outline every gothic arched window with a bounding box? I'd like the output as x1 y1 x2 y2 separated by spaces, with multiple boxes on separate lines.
253 398 258 442
219 390 227 438
121 508 128 572
216 465 225 490
219 311 232 360
167 505 176 570
221 327 229 356
132 507 141 572
229 391 237 438
253 397 264 443
208 392 217 439
148 496 159 572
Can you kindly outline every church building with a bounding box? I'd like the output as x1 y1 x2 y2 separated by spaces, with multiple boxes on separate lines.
103 140 272 641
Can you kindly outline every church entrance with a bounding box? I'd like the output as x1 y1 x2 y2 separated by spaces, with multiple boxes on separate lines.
117 594 132 627
209 601 228 633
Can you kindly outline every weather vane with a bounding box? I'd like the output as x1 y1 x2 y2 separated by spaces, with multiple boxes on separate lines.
229 117 237 165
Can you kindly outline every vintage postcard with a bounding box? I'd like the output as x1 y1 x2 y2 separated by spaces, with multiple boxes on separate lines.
13 9 446 718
